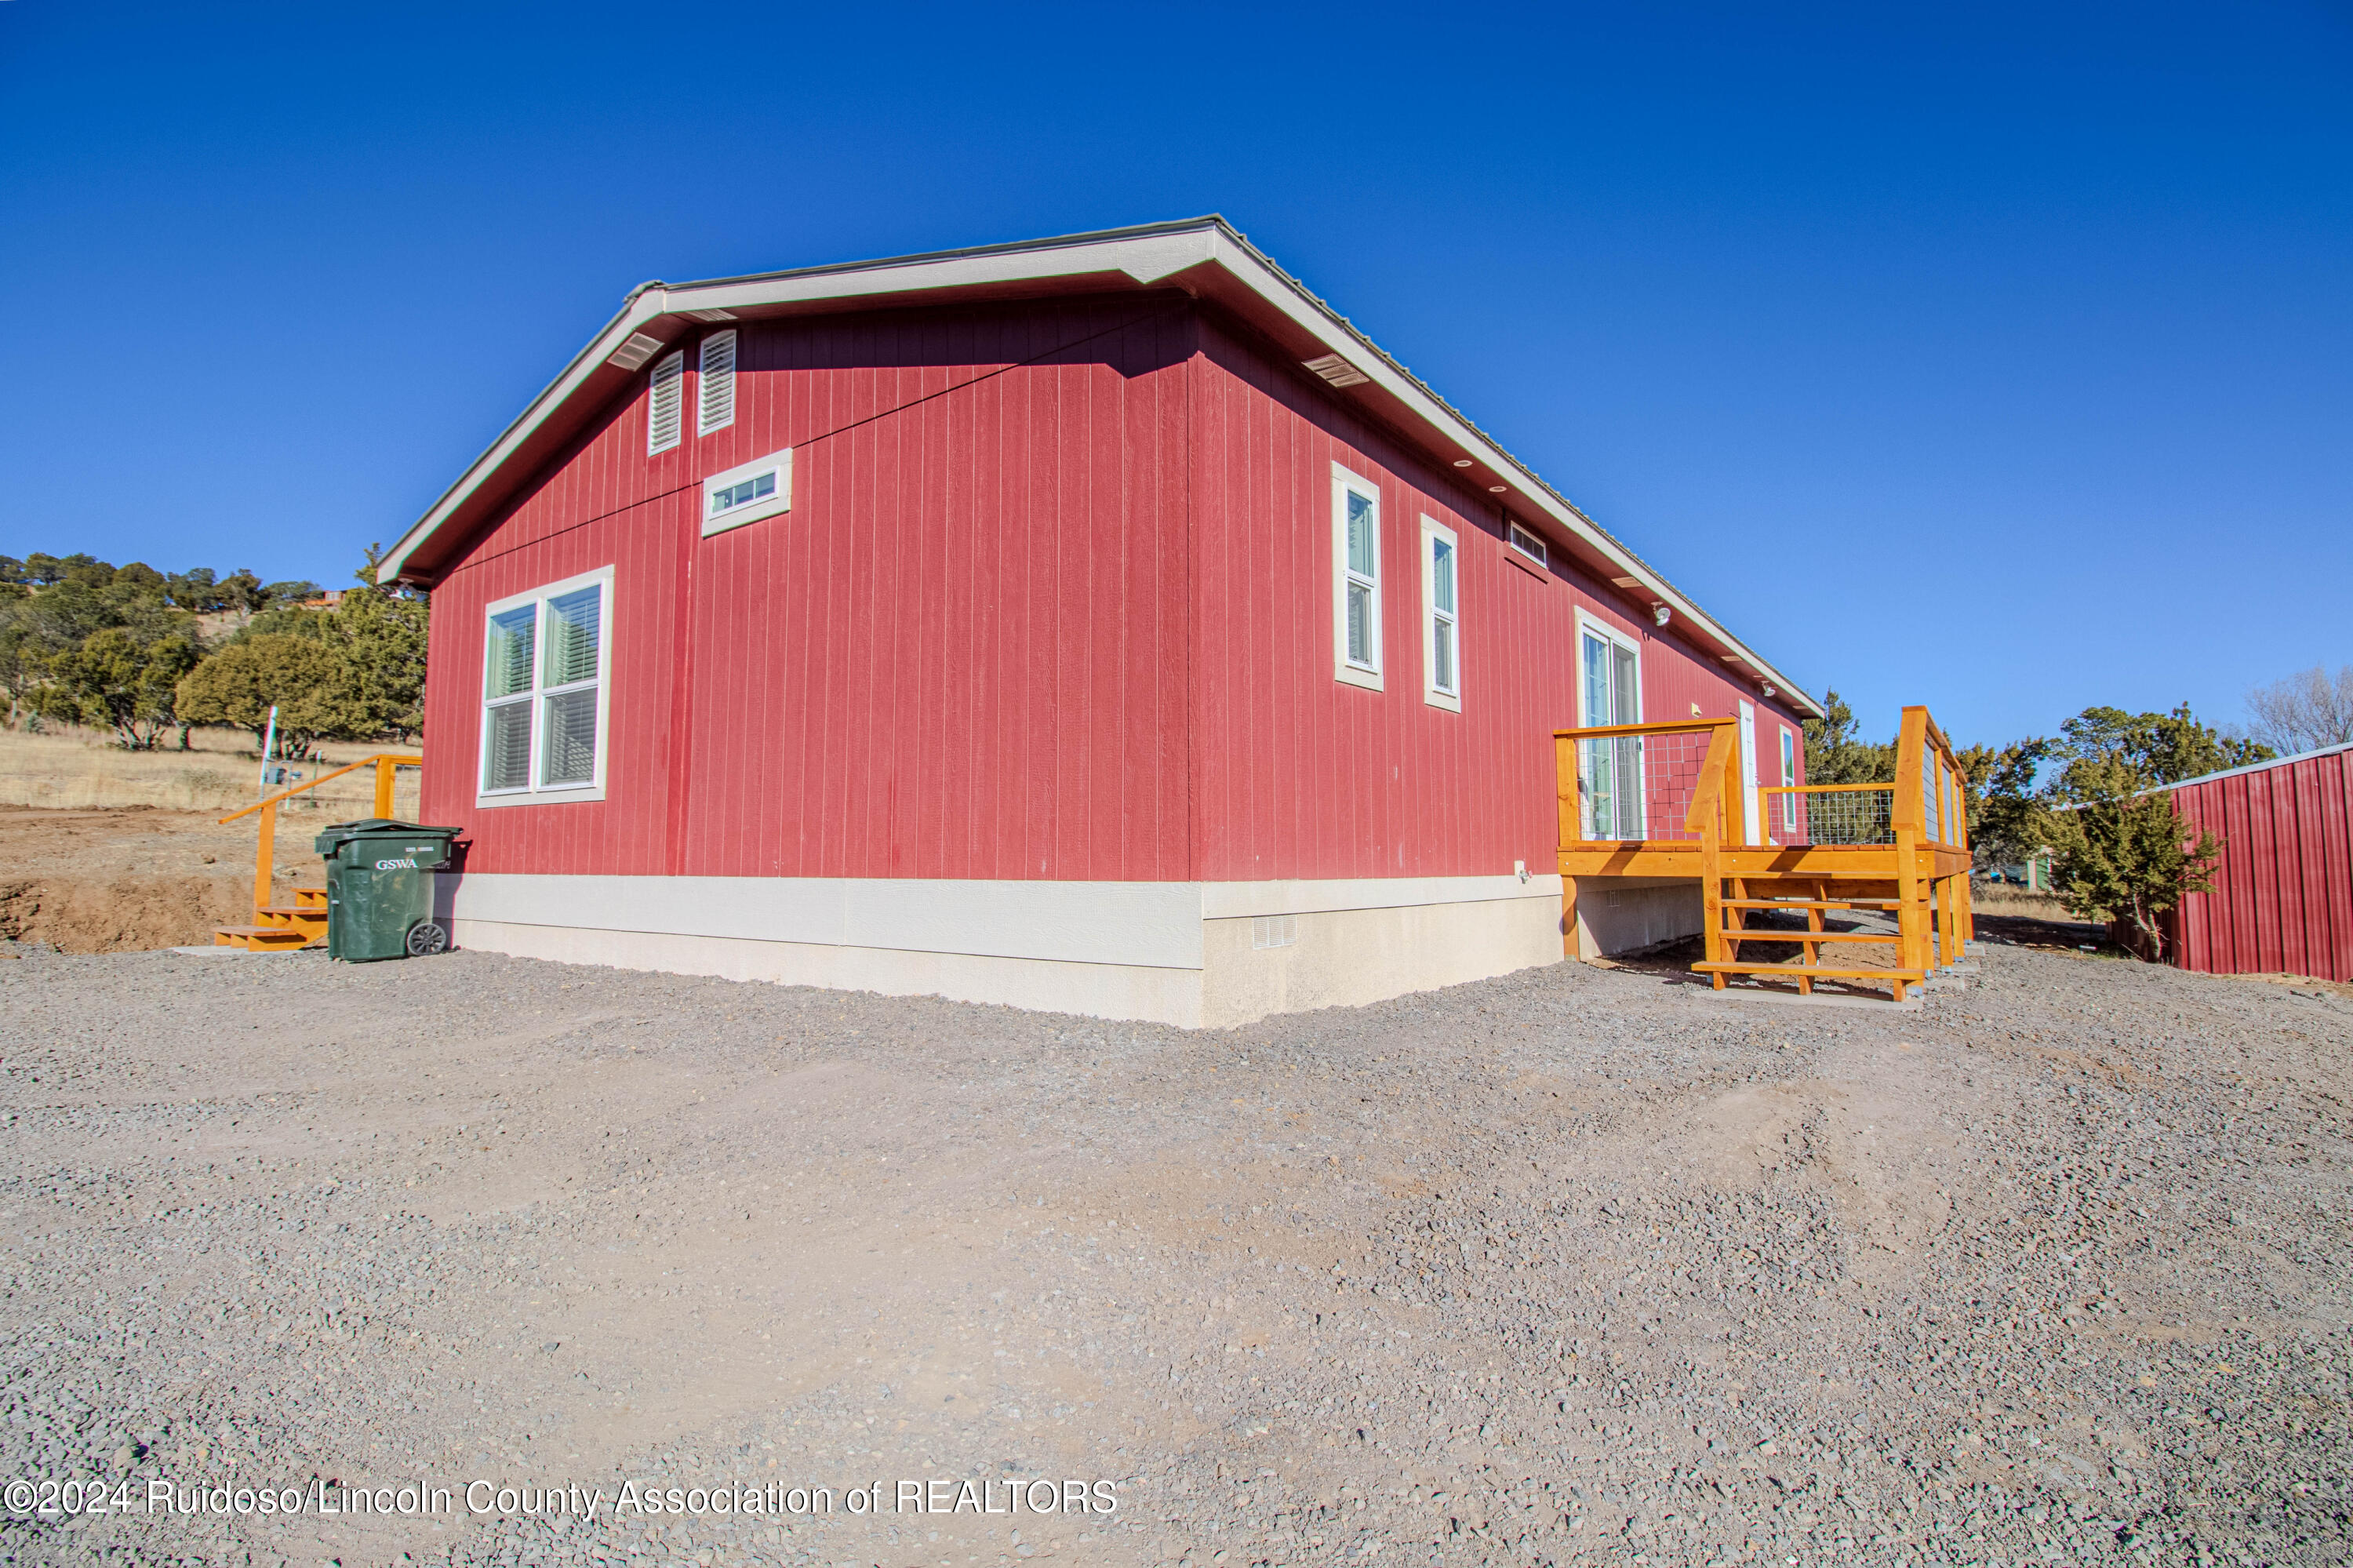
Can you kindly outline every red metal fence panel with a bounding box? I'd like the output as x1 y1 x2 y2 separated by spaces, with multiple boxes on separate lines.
2165 744 2353 980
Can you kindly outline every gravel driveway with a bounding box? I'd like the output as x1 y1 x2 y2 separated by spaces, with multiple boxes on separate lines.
2 937 2348 1566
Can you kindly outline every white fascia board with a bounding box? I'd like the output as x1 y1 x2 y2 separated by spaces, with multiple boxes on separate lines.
376 286 672 584
376 228 1224 586
380 217 1822 718
1187 227 1825 720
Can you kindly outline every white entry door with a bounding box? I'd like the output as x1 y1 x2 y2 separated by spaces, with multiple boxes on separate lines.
1738 700 1762 844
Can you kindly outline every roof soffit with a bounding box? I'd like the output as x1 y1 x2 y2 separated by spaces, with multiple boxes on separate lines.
380 218 1820 716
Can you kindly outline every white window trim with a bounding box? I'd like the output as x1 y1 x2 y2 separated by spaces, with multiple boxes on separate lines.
646 351 684 456
701 446 794 537
1575 609 1646 840
1332 463 1383 691
1779 725 1798 834
1420 515 1461 712
475 565 614 809
1573 609 1643 727
697 329 737 436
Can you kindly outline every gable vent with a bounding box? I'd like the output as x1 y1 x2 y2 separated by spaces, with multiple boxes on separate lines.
1303 352 1371 388
699 329 737 436
683 307 737 322
608 331 666 372
646 350 685 455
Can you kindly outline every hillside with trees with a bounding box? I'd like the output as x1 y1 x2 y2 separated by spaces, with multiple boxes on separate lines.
0 549 427 754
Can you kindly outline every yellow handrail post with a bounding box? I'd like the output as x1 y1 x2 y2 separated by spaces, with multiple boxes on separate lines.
374 757 397 818
1555 733 1582 958
253 800 277 921
1685 722 1737 985
1893 708 1929 972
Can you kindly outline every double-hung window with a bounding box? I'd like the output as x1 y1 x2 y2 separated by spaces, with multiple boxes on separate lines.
479 567 613 805
1420 516 1460 711
1577 617 1645 839
1332 465 1382 689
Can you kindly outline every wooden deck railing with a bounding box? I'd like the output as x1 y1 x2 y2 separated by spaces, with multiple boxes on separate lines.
1554 706 1968 853
218 753 422 922
1553 705 1974 999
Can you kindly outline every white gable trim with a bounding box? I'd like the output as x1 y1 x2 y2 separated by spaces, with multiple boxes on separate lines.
377 217 1820 717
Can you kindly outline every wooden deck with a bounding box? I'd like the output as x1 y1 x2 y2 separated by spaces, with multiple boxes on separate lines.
1554 707 1973 1001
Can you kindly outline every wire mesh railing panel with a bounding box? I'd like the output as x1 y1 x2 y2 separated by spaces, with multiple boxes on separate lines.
1769 788 1896 846
1578 729 1718 842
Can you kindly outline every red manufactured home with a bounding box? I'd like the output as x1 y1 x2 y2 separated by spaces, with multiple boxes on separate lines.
2158 743 2353 982
377 218 1821 1025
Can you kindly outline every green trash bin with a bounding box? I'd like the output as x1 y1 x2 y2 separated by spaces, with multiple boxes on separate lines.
313 819 463 962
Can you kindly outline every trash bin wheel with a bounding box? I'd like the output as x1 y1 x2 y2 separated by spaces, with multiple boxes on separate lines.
405 920 450 958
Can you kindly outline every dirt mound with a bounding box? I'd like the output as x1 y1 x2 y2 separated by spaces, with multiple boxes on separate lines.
0 803 268 952
0 873 250 952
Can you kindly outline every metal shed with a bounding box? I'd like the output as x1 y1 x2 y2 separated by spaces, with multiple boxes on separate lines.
2161 741 2353 981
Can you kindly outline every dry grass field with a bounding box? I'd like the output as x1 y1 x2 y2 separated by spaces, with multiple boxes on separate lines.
0 722 418 814
0 724 421 951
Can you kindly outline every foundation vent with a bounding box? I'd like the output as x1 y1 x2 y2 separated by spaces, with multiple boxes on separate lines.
1251 915 1299 950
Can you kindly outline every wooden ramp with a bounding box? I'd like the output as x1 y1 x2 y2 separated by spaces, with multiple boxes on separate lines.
1555 707 1973 1002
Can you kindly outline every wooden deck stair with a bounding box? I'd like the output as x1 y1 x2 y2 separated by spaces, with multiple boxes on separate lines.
216 887 328 950
211 753 420 953
1555 707 1974 1003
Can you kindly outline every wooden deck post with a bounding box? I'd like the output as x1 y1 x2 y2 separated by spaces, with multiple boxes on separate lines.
1556 734 1581 958
1893 709 1929 975
1939 871 1958 970
1700 818 1725 986
374 757 398 818
253 799 277 922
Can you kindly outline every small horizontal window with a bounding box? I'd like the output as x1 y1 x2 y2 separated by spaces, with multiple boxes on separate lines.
700 446 793 537
710 471 776 515
1507 521 1547 568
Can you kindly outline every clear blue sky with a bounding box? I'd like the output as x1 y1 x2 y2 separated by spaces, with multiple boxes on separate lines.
2 1 2347 748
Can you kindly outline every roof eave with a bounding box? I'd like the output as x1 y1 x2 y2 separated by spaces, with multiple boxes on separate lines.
379 216 1824 719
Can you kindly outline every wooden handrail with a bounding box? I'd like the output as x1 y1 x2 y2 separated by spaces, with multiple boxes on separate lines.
1685 722 1738 838
216 751 423 923
1758 782 1895 795
1553 718 1729 740
218 751 422 824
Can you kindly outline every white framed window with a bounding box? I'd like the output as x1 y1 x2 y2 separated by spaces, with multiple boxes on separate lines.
478 566 613 807
1780 726 1798 832
1577 611 1645 839
1420 515 1460 711
701 446 793 537
1507 520 1547 569
1332 464 1382 690
698 329 737 436
646 351 685 455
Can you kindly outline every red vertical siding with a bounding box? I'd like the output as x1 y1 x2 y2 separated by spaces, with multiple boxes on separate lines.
422 298 1197 884
2166 747 2353 980
1185 315 1805 882
420 296 1808 894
